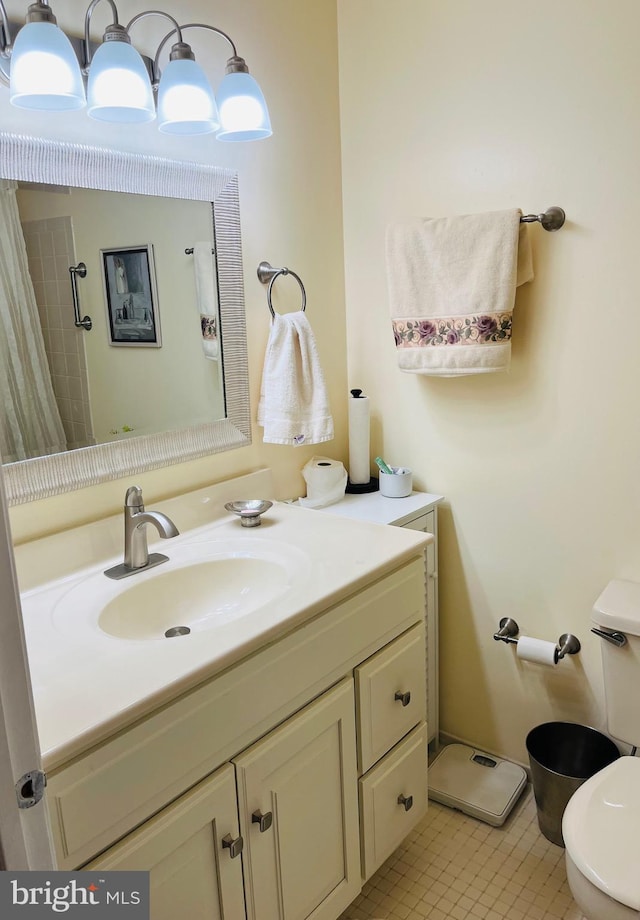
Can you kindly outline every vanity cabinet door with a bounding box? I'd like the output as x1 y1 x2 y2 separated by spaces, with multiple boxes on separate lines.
234 678 360 920
86 763 245 920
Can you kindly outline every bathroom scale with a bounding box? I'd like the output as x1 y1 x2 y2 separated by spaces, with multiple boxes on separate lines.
428 743 527 826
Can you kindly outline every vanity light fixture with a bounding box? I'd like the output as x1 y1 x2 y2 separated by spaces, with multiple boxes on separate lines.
0 0 271 140
84 0 155 124
153 22 271 140
216 58 272 142
3 2 86 111
151 22 220 136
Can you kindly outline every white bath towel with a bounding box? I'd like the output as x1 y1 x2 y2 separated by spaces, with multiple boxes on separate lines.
257 311 334 445
193 241 219 360
385 209 534 376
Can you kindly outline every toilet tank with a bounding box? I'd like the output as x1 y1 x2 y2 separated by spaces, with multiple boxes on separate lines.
592 579 640 748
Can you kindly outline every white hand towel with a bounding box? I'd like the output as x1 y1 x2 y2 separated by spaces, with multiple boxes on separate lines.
385 209 534 376
257 311 334 446
193 241 219 360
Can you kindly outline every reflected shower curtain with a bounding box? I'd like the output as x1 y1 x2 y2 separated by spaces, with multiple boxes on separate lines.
0 180 67 462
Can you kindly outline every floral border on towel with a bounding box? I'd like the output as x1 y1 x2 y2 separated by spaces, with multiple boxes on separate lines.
392 312 512 347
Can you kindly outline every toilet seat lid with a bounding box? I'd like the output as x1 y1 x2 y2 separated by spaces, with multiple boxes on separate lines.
563 757 640 911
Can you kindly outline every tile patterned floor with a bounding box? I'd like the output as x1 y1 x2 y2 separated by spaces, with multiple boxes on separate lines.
342 787 586 920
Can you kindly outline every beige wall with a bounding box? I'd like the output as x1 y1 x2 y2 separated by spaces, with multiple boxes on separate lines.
337 0 640 763
2 0 348 542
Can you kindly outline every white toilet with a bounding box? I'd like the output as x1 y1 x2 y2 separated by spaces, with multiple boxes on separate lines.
563 579 640 920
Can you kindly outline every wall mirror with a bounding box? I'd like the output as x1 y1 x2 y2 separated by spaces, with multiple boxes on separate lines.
0 133 250 505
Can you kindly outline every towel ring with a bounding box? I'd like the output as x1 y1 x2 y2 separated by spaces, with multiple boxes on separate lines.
257 260 307 318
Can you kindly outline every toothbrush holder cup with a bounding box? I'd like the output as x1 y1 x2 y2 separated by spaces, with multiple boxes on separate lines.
379 467 413 498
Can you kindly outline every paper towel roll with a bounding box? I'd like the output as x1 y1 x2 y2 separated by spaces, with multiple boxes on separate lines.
348 389 370 484
516 636 559 666
299 456 347 508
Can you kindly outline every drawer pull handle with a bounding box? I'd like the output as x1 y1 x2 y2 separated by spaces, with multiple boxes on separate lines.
397 793 413 812
394 690 411 707
252 810 273 832
221 834 244 858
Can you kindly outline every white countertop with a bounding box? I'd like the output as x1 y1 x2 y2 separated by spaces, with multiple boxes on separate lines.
314 490 443 526
18 477 430 772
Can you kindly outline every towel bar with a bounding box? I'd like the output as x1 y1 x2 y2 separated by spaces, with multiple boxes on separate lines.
185 247 214 255
257 260 307 318
519 207 565 231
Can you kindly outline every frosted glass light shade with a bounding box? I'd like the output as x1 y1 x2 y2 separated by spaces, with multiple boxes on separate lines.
157 59 219 135
10 21 86 111
216 71 272 142
87 40 155 124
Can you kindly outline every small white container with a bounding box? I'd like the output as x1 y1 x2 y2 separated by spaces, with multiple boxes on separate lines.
379 467 412 498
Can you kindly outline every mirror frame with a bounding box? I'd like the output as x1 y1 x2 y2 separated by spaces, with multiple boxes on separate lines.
0 132 251 505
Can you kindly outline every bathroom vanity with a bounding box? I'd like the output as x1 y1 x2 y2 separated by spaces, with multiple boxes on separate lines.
16 471 431 920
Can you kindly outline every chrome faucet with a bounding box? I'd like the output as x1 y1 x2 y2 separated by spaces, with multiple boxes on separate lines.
104 486 179 580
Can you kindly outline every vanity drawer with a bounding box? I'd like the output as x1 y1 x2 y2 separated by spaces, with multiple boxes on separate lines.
359 722 428 881
355 623 426 774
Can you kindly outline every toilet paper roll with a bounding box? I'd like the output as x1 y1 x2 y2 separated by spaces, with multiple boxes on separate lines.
516 636 559 666
348 391 370 484
299 456 347 508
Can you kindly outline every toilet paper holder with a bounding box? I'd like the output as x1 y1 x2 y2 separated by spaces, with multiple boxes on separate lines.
493 618 581 659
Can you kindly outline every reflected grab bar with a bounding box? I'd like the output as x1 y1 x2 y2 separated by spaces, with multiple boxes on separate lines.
68 262 92 331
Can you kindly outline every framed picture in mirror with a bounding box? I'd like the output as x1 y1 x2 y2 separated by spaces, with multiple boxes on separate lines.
102 244 161 347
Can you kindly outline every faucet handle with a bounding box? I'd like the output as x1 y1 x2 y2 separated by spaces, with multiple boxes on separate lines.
125 485 144 510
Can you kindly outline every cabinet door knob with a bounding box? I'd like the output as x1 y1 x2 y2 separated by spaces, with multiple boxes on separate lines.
221 833 244 858
397 793 413 812
251 809 273 832
394 690 411 707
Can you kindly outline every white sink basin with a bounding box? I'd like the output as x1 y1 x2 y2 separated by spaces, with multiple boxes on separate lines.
51 538 310 642
99 557 291 640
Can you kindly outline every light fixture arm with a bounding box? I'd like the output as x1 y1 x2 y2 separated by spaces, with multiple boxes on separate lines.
84 0 120 70
127 9 183 46
153 22 238 84
0 0 13 56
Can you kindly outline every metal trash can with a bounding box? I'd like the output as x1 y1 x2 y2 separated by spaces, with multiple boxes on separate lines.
525 721 619 847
